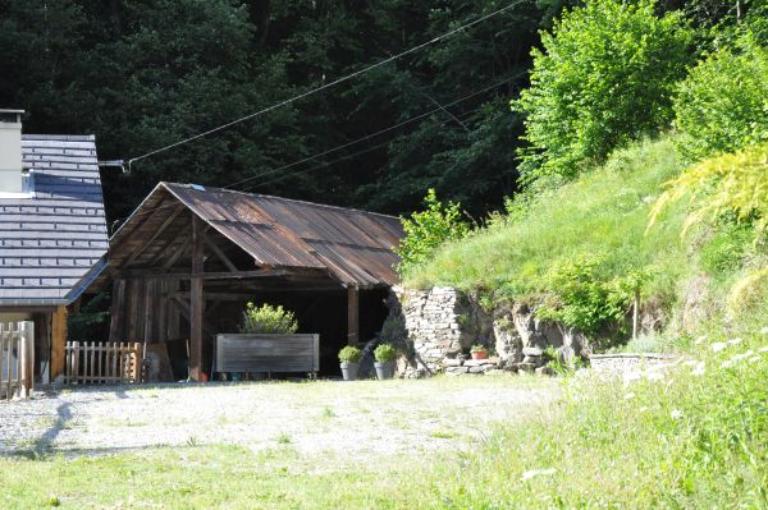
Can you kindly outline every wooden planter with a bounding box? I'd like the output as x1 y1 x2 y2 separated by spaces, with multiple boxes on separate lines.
215 334 320 378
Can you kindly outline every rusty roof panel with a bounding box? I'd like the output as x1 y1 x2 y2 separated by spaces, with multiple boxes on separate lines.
110 183 403 286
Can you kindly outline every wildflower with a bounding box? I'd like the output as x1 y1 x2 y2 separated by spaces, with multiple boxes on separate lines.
521 468 556 481
711 342 727 353
671 409 683 420
721 350 754 369
691 361 706 376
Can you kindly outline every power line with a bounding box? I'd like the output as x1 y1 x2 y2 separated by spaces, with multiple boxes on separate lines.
125 1 525 169
227 71 524 191
240 103 489 193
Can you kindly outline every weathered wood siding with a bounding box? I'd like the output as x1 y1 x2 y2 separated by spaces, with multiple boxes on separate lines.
215 334 319 374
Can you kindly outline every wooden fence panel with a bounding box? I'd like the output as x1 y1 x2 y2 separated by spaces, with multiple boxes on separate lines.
0 322 34 400
64 341 142 385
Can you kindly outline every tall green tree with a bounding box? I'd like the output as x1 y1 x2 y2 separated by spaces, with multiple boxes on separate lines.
512 0 693 183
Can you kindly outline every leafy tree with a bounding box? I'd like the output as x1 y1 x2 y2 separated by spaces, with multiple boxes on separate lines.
672 35 768 161
512 0 693 182
396 189 470 275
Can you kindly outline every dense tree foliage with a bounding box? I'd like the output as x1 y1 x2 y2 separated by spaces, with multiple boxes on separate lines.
512 0 693 182
0 0 553 222
673 34 768 160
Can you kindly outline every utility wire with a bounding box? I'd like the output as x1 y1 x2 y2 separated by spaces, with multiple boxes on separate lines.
240 103 489 192
227 71 524 191
125 1 525 169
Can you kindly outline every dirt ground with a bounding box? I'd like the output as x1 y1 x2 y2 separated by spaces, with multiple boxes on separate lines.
0 375 558 459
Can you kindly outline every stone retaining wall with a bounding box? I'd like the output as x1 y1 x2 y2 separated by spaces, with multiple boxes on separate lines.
392 286 591 377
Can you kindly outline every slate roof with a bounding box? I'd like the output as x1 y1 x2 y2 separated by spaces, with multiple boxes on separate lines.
0 135 108 306
109 182 403 287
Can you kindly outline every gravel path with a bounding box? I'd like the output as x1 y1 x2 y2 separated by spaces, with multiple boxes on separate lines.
0 376 557 459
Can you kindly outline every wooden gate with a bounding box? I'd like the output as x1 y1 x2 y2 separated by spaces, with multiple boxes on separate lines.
65 341 143 385
0 322 34 400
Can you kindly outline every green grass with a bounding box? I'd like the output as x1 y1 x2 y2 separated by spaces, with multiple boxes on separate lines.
2 324 766 508
406 137 691 304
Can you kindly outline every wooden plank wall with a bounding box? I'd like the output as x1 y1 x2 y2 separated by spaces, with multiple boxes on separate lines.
109 277 181 344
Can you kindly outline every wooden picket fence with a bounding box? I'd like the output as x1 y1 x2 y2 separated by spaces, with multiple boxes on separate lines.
65 341 143 385
0 322 34 400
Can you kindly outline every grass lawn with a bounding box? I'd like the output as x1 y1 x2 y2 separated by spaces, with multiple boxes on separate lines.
1 325 767 510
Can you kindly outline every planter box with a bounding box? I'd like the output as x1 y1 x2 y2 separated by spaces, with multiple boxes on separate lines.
215 334 320 376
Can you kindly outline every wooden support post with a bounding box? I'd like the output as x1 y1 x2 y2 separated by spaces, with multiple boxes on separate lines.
108 279 126 342
189 215 205 381
50 306 67 381
347 285 359 346
19 321 34 398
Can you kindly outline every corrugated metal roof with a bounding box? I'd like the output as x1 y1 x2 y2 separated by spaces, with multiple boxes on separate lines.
0 135 108 305
110 182 403 287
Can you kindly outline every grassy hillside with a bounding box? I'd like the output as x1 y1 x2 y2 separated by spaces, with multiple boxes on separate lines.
407 136 690 300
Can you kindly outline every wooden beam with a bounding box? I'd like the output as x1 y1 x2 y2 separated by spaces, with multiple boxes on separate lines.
124 205 185 267
189 215 205 381
203 234 238 272
50 306 68 380
347 285 359 346
121 269 290 281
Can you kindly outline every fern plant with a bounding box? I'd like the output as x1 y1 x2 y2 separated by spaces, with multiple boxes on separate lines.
649 143 768 239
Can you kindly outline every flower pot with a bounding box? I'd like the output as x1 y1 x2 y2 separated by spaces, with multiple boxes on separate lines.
471 351 488 360
340 361 360 381
374 361 395 380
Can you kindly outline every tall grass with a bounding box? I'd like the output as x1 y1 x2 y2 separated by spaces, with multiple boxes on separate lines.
406 137 692 304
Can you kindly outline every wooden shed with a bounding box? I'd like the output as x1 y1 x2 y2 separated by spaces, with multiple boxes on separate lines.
101 182 403 379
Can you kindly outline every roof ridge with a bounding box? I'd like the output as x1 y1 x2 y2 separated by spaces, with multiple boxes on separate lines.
22 134 96 141
162 182 400 221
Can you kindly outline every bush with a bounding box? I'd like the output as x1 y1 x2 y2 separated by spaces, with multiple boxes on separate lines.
673 35 768 161
513 0 692 182
240 302 298 334
338 346 362 364
536 255 644 342
395 189 470 276
373 343 396 363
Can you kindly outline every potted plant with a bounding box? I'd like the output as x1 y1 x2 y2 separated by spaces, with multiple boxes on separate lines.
373 343 396 380
470 344 489 360
338 346 362 381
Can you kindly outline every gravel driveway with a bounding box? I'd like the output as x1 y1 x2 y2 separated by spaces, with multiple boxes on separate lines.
0 376 557 459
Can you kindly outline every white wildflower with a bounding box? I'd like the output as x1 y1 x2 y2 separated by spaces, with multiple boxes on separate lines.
721 350 754 369
521 468 556 482
671 409 684 420
691 361 706 376
711 342 727 353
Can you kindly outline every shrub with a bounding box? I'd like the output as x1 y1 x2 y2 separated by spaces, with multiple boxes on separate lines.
537 255 643 341
373 343 396 363
673 35 768 161
395 189 470 276
513 0 692 182
338 345 362 364
240 302 298 334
